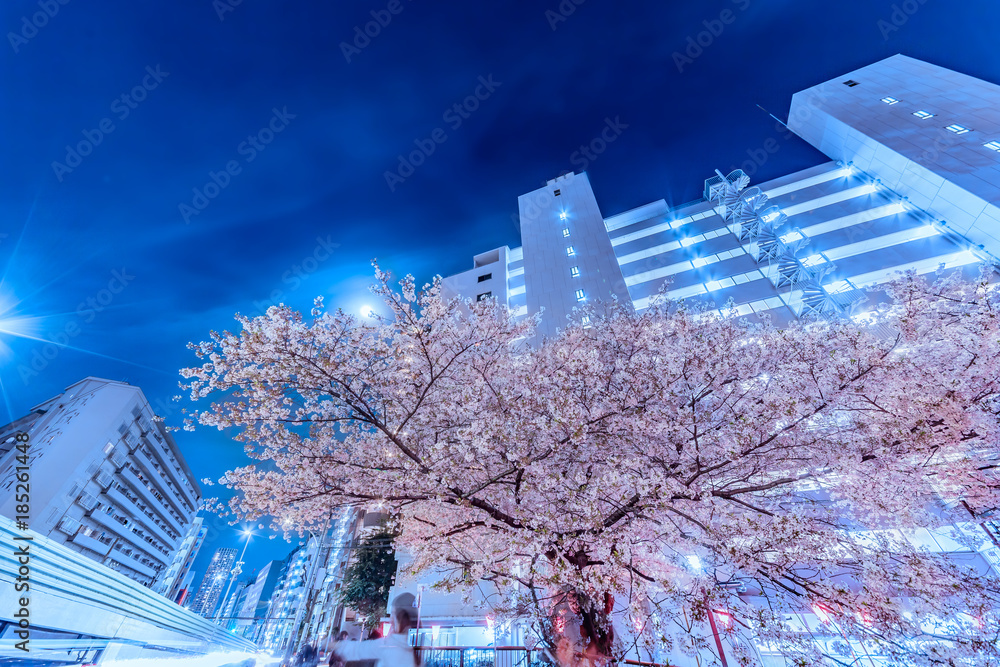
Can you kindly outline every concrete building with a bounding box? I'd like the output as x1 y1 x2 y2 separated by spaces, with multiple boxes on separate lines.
235 559 283 639
432 54 1000 664
260 543 309 650
154 515 207 602
789 55 1000 260
0 377 202 586
175 566 198 608
189 547 237 618
219 578 253 630
259 511 359 653
442 55 998 341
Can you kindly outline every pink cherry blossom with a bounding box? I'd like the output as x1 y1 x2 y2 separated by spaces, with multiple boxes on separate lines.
182 265 1000 666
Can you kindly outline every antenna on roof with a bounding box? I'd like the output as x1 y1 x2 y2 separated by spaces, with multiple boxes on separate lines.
756 104 789 130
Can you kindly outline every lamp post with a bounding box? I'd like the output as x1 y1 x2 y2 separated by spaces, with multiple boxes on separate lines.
216 528 254 625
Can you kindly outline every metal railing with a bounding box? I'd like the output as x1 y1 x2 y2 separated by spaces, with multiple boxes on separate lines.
417 646 541 667
412 647 676 667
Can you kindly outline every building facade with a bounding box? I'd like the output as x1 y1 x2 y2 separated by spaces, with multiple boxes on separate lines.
154 515 207 602
260 543 309 650
433 54 1000 664
0 377 202 586
175 566 198 608
234 559 283 638
189 547 237 618
219 578 253 630
442 55 999 340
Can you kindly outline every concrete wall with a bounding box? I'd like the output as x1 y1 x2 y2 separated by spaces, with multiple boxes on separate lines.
519 172 630 340
789 54 1000 260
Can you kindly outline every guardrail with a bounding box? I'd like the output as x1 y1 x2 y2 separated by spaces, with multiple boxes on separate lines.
0 515 255 661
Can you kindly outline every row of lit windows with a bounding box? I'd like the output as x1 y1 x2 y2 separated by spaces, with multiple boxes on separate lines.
878 95 998 149
561 210 585 302
558 208 587 304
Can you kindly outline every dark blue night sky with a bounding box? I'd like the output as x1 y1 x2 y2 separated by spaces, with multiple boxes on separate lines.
2 0 999 583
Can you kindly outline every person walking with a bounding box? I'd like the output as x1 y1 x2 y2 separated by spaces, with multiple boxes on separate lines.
329 593 420 667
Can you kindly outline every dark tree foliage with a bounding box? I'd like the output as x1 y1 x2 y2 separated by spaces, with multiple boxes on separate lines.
337 529 399 631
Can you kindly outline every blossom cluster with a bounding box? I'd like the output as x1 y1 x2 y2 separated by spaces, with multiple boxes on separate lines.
182 267 1000 665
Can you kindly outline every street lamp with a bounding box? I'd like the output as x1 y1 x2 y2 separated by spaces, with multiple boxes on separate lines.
215 528 253 624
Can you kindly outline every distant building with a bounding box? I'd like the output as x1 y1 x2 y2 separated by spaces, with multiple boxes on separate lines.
443 55 999 340
176 567 198 607
259 512 356 653
260 544 308 651
154 515 207 601
219 578 253 630
189 547 237 618
0 377 202 586
236 560 283 639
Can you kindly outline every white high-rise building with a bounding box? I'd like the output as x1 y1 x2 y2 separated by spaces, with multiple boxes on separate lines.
0 377 202 586
442 55 999 340
190 547 238 618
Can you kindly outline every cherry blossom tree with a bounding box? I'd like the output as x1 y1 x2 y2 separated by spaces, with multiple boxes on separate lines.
182 266 1000 666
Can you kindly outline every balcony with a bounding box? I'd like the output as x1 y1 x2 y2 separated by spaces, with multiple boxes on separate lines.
111 451 129 470
104 485 176 547
140 434 199 511
88 510 165 565
88 507 130 536
123 432 140 453
71 531 111 556
119 467 183 534
77 492 99 512
57 516 81 536
132 447 190 519
106 548 158 579
95 469 115 490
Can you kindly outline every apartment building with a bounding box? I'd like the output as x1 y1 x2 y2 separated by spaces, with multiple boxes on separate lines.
442 56 999 339
189 547 237 618
0 377 202 586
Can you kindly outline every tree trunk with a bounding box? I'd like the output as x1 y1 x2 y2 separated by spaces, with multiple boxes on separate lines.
577 591 615 664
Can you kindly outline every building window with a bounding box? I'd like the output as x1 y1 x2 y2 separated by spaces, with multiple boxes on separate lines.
880 96 899 105
554 189 561 196
913 110 935 119
566 246 575 256
575 289 586 302
570 266 580 278
946 124 971 135
477 273 492 283
984 141 1000 152
562 228 570 237
476 292 491 301
843 79 859 87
